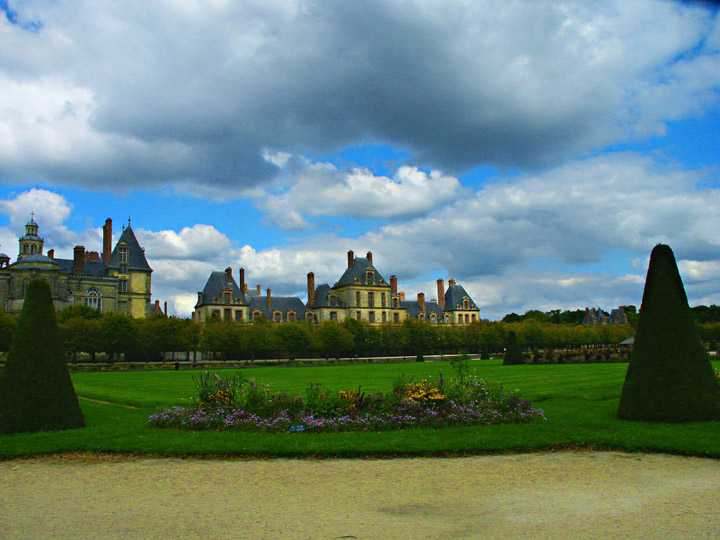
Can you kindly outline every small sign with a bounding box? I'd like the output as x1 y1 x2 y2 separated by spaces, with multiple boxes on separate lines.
289 424 306 433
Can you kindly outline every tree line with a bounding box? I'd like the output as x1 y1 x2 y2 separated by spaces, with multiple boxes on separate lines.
0 304 641 362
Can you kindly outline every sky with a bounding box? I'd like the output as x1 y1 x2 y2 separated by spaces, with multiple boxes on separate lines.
1 0 720 320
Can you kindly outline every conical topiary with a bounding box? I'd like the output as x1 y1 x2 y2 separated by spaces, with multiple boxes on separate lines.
618 244 720 422
0 279 85 434
503 330 524 365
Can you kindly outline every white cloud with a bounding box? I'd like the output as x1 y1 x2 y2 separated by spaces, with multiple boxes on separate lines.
258 159 465 229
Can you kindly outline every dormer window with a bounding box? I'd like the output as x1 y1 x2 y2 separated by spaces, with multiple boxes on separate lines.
463 298 470 309
118 247 128 264
366 270 374 284
329 294 337 307
222 291 231 304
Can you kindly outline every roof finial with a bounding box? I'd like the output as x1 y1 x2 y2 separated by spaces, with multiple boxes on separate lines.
30 211 35 220
128 216 131 227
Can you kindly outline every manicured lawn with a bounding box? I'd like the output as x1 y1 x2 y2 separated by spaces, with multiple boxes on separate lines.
1 359 719 458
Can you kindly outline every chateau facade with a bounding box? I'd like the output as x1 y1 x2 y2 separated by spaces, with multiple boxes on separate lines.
0 217 153 317
194 250 480 325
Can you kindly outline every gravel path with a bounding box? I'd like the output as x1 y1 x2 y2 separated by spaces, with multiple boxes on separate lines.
1 451 719 540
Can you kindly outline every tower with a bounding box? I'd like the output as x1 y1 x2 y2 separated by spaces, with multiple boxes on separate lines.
18 214 44 260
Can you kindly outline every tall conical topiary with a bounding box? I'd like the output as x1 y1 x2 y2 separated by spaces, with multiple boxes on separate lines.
618 244 720 422
503 330 524 365
0 279 85 434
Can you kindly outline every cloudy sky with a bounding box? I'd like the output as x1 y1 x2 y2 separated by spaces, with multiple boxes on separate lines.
1 0 719 319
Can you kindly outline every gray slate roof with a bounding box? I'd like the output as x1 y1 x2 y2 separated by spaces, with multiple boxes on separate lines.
249 295 307 321
443 283 478 311
401 300 444 320
334 256 390 288
10 254 58 269
54 258 112 277
311 284 347 308
108 226 152 272
197 271 246 307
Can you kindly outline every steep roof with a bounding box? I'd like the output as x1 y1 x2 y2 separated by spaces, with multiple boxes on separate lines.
311 284 347 308
197 271 246 307
54 259 111 277
249 295 307 320
444 283 479 312
108 226 152 272
334 256 390 288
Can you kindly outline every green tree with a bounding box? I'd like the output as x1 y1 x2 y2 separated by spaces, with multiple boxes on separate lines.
98 312 137 362
275 322 311 360
314 321 354 359
618 244 720 422
503 330 524 365
0 279 85 434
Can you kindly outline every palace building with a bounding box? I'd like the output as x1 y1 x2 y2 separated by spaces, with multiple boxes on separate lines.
0 217 153 317
194 250 480 325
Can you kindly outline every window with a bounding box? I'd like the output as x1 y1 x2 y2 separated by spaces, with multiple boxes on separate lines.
212 309 221 319
356 311 361 320
418 313 425 321
430 313 437 323
21 280 29 297
382 311 387 322
274 311 282 322
119 247 128 264
355 291 361 306
330 311 337 321
22 245 27 254
393 297 399 308
366 270 374 284
288 311 296 322
119 280 128 292
465 314 469 323
368 311 375 323
381 293 386 307
31 244 36 253
393 313 399 323
120 264 128 275
222 291 231 304
119 301 128 314
472 314 477 322
252 310 262 320
235 310 243 322
224 308 232 320
463 298 470 309
445 314 450 323
329 294 337 307
84 288 102 311
368 292 374 307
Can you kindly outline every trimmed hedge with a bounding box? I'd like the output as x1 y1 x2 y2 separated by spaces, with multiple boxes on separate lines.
503 330 524 365
0 279 85 434
618 244 720 422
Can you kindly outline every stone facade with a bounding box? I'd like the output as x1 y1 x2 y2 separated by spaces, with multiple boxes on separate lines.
0 218 153 317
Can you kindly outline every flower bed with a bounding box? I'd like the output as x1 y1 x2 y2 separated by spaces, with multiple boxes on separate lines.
149 367 545 433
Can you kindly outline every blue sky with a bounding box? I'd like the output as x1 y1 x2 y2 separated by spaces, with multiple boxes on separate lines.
1 0 720 319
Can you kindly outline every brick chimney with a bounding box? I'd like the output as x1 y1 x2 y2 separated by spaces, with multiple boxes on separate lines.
164 301 168 315
256 284 261 295
154 300 161 315
47 249 54 259
347 250 354 268
102 218 112 264
390 275 398 294
399 291 405 301
85 251 100 261
366 251 372 264
449 278 456 286
266 288 272 309
307 272 315 307
239 268 245 293
417 292 426 315
437 278 445 310
225 267 233 283
73 246 85 274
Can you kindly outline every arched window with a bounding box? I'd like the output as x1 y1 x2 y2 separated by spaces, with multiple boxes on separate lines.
21 280 29 297
84 287 102 311
329 294 337 307
366 270 374 284
463 298 470 309
287 311 296 322
430 313 437 323
252 310 262 320
22 245 27 254
273 311 282 323
30 245 37 253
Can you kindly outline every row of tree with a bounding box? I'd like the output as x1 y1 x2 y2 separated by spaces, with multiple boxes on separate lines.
0 304 639 362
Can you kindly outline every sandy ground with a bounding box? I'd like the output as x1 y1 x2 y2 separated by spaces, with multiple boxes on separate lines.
1 451 719 540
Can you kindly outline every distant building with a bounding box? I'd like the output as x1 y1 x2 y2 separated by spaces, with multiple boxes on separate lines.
582 306 627 325
194 250 480 325
0 217 152 317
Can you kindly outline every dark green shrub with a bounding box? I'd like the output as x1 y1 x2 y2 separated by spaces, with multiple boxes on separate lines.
0 279 85 434
503 330 524 365
618 244 720 422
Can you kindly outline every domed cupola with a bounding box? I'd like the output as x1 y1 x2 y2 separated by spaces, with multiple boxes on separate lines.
18 213 44 260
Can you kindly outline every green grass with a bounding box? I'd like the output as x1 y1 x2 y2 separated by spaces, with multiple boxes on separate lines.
1 359 719 459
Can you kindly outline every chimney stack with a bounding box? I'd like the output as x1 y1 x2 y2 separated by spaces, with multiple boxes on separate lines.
307 272 315 307
266 288 272 309
225 267 233 283
154 300 161 315
366 251 372 264
47 249 54 259
390 275 398 294
239 268 245 293
449 278 456 286
257 284 261 295
437 279 445 310
197 292 203 305
73 246 85 274
102 218 112 264
164 301 168 315
417 292 426 315
399 291 405 301
347 250 354 268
